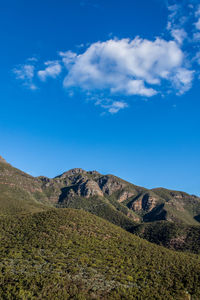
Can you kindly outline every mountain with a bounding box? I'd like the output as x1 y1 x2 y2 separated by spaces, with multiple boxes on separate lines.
1 156 200 253
1 155 200 298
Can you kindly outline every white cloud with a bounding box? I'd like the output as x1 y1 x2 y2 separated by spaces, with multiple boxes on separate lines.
194 52 200 65
193 32 200 41
38 61 62 81
170 28 187 44
173 68 194 94
63 37 190 97
111 79 157 97
59 51 77 68
166 2 189 45
27 57 38 62
95 99 128 114
195 5 200 17
195 18 200 30
107 101 128 114
13 64 37 90
168 4 179 21
13 64 34 80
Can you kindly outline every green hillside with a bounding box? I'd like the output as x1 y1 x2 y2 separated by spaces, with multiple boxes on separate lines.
133 221 200 254
1 156 200 255
0 208 200 299
0 161 51 215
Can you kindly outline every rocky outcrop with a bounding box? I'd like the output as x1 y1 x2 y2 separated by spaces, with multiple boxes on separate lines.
98 176 125 195
76 179 104 198
170 192 185 199
131 199 142 211
118 191 135 202
131 193 158 212
58 168 87 179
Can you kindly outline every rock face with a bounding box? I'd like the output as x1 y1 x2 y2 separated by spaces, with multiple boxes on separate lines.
118 191 135 202
59 168 87 178
131 193 158 212
76 179 104 198
98 176 125 195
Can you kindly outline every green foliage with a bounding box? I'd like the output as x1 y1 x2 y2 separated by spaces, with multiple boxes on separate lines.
0 209 200 299
57 195 137 232
134 220 200 254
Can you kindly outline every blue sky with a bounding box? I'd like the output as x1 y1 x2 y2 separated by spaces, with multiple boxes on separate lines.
1 0 200 195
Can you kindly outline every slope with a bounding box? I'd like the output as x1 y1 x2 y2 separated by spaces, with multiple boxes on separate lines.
0 160 50 215
0 208 200 299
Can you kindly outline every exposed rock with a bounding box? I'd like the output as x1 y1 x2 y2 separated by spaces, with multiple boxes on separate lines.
77 179 104 198
38 176 51 184
131 199 142 211
142 194 157 211
118 191 135 202
170 192 184 199
87 170 101 175
68 188 76 198
58 168 87 178
131 193 157 212
98 176 125 195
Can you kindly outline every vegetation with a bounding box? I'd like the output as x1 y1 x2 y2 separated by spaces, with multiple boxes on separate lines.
0 208 200 299
133 221 200 254
57 195 137 232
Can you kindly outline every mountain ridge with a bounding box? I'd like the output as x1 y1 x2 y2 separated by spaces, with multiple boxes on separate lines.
1 156 200 253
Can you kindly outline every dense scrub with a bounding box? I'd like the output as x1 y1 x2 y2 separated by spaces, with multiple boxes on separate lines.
0 208 200 299
133 220 200 254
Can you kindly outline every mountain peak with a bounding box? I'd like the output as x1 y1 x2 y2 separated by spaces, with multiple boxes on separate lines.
56 168 87 178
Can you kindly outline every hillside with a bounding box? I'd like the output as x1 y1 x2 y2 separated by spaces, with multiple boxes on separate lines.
1 156 200 253
0 208 200 299
0 159 51 216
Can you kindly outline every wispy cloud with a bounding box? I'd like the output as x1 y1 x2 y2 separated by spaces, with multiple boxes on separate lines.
194 52 200 65
93 97 128 114
195 18 200 30
170 28 187 45
13 64 37 90
105 101 128 114
38 61 62 81
59 51 77 68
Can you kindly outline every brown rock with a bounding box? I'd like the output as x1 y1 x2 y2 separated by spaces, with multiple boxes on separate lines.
77 179 104 198
98 176 125 195
118 191 134 202
131 193 157 212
